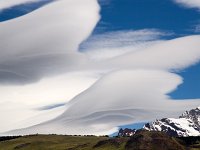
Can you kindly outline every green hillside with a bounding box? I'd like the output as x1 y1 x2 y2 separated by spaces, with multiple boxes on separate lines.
0 134 127 150
0 131 199 150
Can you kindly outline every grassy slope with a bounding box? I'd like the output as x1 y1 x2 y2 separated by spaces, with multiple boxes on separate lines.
176 136 200 150
0 132 199 150
0 135 127 150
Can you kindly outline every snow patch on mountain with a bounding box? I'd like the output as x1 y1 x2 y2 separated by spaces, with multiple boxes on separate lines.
144 107 200 137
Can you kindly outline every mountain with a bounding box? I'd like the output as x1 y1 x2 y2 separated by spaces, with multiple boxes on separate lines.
1 131 199 150
125 130 185 150
118 128 136 137
144 107 200 137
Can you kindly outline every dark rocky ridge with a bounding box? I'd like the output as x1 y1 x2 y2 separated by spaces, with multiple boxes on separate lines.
118 128 136 137
125 130 185 150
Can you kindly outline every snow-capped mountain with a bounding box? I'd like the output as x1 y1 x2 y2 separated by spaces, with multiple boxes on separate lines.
143 107 200 137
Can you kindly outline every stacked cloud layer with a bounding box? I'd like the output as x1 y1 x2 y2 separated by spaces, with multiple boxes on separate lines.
0 0 200 135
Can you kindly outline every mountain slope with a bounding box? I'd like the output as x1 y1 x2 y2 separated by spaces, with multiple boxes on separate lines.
125 130 185 150
0 132 200 150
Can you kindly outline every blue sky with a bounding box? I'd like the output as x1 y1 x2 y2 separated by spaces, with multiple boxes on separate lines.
96 0 200 129
96 0 200 100
0 0 52 22
0 0 199 134
97 0 200 35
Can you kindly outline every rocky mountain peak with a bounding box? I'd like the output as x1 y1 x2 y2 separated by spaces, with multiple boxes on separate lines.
118 128 136 137
143 107 200 137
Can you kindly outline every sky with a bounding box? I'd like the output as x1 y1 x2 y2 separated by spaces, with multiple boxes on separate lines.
90 0 200 100
0 0 199 135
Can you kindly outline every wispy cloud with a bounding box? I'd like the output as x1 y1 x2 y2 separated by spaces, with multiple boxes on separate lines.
194 24 200 33
81 29 170 60
173 0 200 9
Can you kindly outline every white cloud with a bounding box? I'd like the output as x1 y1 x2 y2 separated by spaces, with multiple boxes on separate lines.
0 71 99 133
173 0 200 9
0 0 200 136
0 0 42 10
0 0 100 84
0 0 101 133
81 29 168 60
194 24 200 33
0 101 65 133
107 35 200 71
4 35 200 135
0 72 99 106
6 70 199 135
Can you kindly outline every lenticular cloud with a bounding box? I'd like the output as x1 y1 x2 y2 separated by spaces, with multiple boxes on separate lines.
6 36 200 136
0 0 100 84
0 0 100 133
0 0 200 135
